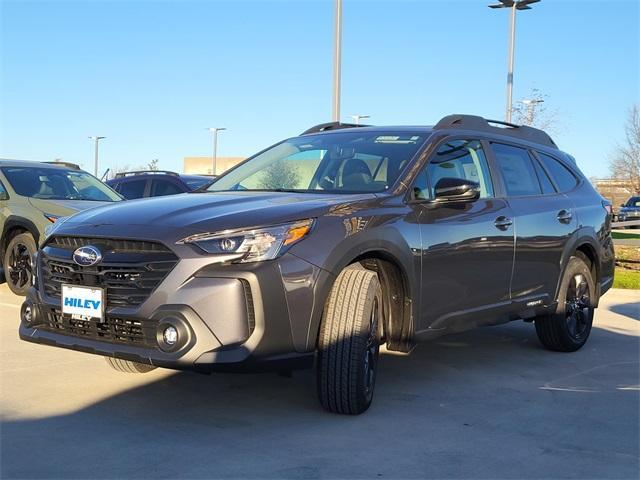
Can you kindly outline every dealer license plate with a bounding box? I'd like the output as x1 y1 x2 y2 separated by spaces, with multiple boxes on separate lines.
61 285 104 321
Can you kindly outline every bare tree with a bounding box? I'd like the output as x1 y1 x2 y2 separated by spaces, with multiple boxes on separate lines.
609 104 640 194
511 88 559 132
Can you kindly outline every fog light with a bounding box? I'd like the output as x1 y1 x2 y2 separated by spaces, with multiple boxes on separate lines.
23 305 33 323
21 302 37 326
163 326 178 346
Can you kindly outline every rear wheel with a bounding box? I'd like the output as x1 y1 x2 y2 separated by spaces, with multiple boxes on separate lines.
104 357 157 373
316 267 382 415
535 256 595 352
4 232 37 296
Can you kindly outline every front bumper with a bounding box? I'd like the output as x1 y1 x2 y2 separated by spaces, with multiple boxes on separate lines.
19 251 330 372
618 212 640 222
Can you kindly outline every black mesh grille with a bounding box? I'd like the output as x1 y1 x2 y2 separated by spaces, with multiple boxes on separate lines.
41 236 178 308
239 279 256 335
47 236 171 254
43 308 157 348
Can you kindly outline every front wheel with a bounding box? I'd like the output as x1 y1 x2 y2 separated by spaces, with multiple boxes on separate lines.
316 267 382 415
4 232 37 296
535 256 595 352
104 357 157 373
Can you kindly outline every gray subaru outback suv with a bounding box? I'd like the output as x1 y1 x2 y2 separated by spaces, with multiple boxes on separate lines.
20 115 615 414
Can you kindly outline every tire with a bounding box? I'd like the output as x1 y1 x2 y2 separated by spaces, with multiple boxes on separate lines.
104 357 157 373
535 256 595 352
3 232 37 296
317 267 383 415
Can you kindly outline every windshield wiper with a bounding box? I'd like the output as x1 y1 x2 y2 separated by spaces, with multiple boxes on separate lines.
207 188 305 193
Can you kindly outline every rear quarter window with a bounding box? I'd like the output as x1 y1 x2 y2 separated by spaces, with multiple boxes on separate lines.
537 152 578 192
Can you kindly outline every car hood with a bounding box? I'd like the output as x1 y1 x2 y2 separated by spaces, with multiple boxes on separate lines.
62 191 376 235
28 198 114 216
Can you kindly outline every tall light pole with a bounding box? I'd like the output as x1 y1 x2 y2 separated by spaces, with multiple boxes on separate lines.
88 136 106 176
332 0 343 122
207 127 226 176
488 0 541 123
521 98 544 125
350 114 370 125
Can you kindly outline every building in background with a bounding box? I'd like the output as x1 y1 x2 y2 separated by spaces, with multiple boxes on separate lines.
183 156 244 176
591 178 635 209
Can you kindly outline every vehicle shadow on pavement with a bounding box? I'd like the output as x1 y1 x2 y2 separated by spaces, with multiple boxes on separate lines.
609 302 640 321
2 317 639 479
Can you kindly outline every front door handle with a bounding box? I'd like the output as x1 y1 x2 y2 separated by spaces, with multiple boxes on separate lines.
557 209 573 223
494 216 513 230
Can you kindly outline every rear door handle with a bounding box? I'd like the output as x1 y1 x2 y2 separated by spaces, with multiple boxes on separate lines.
557 209 573 223
494 216 513 230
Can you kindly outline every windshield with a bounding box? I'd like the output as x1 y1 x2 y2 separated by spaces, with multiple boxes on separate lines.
207 131 428 194
624 197 640 207
1 166 122 201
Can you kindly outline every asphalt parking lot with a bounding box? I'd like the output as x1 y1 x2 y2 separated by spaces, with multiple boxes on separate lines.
1 284 638 479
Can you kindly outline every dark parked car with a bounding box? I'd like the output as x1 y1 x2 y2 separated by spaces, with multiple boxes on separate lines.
20 115 615 414
106 171 214 199
617 196 640 226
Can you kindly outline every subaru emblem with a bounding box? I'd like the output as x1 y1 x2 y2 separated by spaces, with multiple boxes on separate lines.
72 246 102 267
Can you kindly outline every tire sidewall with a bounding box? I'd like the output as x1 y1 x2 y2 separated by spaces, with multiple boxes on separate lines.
354 280 383 412
316 267 384 415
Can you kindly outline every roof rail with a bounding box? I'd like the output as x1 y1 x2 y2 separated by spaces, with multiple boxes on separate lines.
115 170 179 178
300 121 369 136
43 161 81 170
434 114 557 149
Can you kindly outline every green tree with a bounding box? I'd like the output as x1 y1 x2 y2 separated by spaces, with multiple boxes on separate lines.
258 160 300 190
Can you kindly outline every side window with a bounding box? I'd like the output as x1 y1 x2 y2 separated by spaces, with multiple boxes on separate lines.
0 180 8 200
150 179 184 196
414 139 494 200
117 180 147 199
537 152 579 192
491 143 542 197
531 156 556 194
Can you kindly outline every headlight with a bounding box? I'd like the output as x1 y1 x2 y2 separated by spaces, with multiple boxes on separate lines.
177 219 314 263
43 213 63 223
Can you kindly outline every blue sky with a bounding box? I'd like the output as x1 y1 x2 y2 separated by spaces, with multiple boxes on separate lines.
1 0 638 178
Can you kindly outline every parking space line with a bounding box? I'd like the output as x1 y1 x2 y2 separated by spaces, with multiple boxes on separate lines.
0 301 19 309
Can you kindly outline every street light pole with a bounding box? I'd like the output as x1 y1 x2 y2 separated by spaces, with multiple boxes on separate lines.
88 136 106 176
332 0 343 122
506 3 517 123
207 127 226 176
350 114 370 125
488 0 541 123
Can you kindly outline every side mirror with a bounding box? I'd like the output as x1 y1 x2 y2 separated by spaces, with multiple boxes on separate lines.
433 177 480 203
